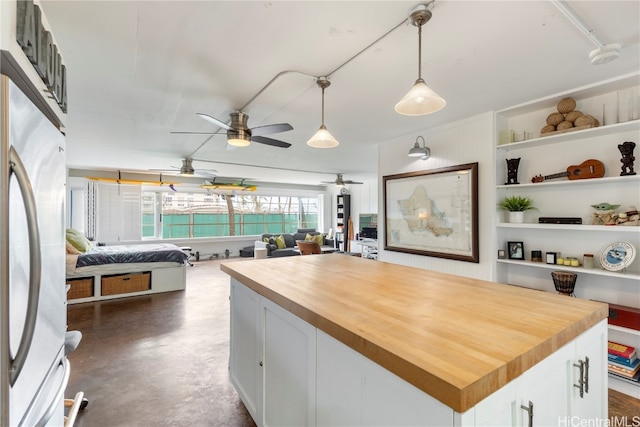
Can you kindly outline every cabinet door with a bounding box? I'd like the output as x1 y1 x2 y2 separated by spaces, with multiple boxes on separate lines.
571 320 607 419
262 298 316 427
316 330 452 427
515 342 573 427
229 279 263 425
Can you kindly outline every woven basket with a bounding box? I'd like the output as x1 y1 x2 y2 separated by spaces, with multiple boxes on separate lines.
67 277 94 299
574 114 598 127
551 271 577 296
557 97 576 113
101 272 151 296
556 121 573 131
546 112 564 126
565 110 583 123
541 124 556 134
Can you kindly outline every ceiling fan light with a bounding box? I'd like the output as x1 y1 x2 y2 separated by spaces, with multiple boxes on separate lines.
307 125 339 148
395 79 446 116
228 137 251 147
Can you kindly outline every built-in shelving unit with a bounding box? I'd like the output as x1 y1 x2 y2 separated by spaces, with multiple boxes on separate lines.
494 72 640 397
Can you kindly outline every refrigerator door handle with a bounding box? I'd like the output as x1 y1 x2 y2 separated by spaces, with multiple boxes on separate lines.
34 358 70 427
8 146 42 386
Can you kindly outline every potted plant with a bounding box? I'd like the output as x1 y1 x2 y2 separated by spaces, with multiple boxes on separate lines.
497 195 538 223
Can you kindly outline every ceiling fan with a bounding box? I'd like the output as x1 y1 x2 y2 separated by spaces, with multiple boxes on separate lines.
172 111 293 148
150 158 218 178
322 174 363 187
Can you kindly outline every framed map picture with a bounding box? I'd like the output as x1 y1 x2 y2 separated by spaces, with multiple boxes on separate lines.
383 163 479 263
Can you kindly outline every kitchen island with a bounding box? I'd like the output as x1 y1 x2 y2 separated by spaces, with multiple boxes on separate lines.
221 255 608 426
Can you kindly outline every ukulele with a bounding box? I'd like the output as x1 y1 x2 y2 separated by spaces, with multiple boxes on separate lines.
531 159 605 183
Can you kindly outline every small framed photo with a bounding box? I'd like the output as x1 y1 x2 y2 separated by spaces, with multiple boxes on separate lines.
498 249 506 259
507 241 524 260
546 252 557 264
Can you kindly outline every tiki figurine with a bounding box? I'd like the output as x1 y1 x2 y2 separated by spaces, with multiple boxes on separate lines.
619 141 636 176
505 158 521 185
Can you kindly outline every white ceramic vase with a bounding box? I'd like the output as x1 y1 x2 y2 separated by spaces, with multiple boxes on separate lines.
508 211 524 223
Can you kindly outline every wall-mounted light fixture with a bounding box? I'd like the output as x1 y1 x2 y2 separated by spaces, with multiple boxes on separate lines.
408 136 430 160
395 3 446 116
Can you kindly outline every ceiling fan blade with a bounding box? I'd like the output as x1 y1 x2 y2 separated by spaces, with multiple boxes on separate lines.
194 170 218 178
250 123 293 137
345 180 364 184
196 113 233 131
170 131 224 135
251 135 291 148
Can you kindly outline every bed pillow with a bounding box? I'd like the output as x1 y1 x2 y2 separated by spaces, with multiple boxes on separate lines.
66 241 81 255
66 228 92 253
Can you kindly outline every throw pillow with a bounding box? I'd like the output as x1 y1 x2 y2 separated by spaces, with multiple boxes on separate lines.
305 233 323 245
274 234 286 249
66 228 92 253
263 237 270 243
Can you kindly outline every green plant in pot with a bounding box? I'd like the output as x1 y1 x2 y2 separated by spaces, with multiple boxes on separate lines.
497 195 538 223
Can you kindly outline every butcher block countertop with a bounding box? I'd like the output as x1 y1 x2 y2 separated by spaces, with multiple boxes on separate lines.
221 255 607 413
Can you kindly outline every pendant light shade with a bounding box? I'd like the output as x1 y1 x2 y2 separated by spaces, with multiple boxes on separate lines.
307 77 339 148
396 78 446 116
396 4 445 116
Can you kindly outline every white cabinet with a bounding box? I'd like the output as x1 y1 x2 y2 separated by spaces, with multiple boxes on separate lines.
229 279 316 427
229 278 263 424
262 297 316 427
494 73 640 398
316 330 452 427
230 277 607 427
470 320 607 426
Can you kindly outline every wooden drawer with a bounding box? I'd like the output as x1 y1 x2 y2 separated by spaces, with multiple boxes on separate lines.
101 272 151 296
66 277 94 300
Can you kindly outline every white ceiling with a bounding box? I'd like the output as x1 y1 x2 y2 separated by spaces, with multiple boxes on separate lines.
41 0 640 186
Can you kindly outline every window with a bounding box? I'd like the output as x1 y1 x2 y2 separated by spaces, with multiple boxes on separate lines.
142 191 319 239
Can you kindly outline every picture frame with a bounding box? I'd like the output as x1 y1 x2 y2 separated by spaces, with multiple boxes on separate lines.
383 162 479 263
546 252 557 264
507 241 525 260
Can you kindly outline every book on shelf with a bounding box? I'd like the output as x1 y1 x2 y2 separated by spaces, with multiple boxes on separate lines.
608 369 640 384
608 340 637 359
608 360 640 376
608 352 639 367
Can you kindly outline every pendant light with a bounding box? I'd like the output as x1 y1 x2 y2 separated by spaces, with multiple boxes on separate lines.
307 77 339 148
395 4 445 116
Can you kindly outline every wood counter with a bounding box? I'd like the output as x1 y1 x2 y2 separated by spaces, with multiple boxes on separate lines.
221 255 607 413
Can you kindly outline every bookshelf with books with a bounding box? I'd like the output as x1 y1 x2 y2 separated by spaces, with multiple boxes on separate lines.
608 340 640 389
493 73 640 398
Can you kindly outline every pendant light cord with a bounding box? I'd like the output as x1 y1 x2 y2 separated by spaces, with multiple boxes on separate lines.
188 5 431 159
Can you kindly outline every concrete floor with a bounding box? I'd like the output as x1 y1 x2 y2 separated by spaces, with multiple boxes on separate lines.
65 259 255 427
66 258 640 426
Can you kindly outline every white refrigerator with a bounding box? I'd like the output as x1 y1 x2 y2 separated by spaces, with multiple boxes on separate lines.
1 75 68 426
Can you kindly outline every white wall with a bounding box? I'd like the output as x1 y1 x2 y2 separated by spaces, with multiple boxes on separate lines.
377 112 495 281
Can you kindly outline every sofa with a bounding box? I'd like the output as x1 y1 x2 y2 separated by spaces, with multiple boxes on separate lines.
256 229 334 257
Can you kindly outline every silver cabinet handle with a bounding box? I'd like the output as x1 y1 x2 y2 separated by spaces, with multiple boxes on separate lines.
583 356 590 394
573 359 585 398
8 146 42 386
520 400 533 427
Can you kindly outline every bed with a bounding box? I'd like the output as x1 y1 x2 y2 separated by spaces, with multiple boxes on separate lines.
65 243 189 303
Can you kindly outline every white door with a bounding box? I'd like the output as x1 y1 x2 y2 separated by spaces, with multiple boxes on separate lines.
571 320 607 419
229 279 263 425
262 298 316 427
